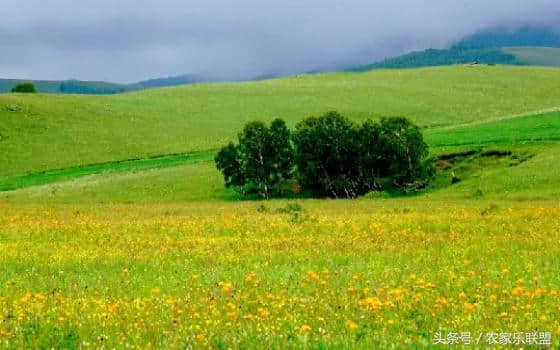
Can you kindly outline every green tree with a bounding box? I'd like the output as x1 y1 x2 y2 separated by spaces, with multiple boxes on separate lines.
11 82 38 93
356 119 384 191
215 119 294 198
376 117 432 185
214 142 245 188
293 111 362 198
267 119 294 184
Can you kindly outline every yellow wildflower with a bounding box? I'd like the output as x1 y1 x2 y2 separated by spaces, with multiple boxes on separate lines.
307 271 320 282
463 302 477 312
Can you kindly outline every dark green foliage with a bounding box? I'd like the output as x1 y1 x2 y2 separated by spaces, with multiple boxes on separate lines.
292 112 434 198
215 119 294 198
217 113 433 199
268 119 294 182
356 120 384 191
214 143 245 188
376 117 432 185
292 111 362 198
11 82 37 93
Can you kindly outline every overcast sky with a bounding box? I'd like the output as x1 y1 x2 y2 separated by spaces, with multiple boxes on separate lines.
0 0 558 83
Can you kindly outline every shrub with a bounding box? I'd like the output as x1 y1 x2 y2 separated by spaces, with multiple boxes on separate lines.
11 82 38 93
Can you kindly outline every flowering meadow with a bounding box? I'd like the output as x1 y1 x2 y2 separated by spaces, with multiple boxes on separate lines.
1 200 559 348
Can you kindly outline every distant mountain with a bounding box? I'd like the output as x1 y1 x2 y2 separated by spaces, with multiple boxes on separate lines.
348 48 518 72
128 74 202 90
4 25 560 95
349 25 560 71
0 74 205 95
453 26 560 50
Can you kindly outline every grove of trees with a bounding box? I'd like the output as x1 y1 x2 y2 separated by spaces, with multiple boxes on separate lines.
215 112 434 199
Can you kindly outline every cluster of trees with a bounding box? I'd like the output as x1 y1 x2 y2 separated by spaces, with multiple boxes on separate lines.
215 111 434 199
11 82 38 93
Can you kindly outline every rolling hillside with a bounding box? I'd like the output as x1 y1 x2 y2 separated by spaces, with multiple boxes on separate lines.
504 47 560 66
3 109 559 204
0 75 202 95
1 65 560 183
350 26 560 71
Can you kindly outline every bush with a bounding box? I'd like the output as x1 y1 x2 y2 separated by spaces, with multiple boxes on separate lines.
215 119 294 198
11 82 38 93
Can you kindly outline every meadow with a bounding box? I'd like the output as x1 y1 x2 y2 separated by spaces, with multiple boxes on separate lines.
504 47 560 67
2 65 560 181
1 65 560 348
1 201 559 348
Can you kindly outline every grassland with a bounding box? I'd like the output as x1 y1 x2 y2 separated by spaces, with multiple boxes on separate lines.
2 65 560 181
2 110 558 204
505 47 560 67
1 65 560 348
1 201 559 348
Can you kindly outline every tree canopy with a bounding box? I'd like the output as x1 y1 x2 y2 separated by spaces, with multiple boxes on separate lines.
215 119 293 198
215 112 434 199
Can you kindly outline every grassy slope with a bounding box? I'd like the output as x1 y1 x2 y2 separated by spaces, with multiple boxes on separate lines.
505 47 560 66
1 65 560 181
0 151 214 192
3 111 559 204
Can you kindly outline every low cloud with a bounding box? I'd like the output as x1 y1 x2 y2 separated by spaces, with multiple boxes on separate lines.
0 0 558 83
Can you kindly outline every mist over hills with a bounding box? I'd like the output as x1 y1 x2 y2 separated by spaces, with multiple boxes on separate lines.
452 25 560 49
350 25 560 71
2 25 560 94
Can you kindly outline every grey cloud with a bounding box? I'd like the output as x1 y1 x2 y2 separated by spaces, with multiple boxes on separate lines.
0 0 558 83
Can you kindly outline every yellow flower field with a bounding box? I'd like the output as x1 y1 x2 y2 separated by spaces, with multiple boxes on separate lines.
1 200 559 348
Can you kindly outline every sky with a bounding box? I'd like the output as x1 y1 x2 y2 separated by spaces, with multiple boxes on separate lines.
1 0 559 83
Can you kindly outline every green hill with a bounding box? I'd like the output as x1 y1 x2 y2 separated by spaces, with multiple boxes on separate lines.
3 109 559 204
349 48 519 71
453 26 560 50
0 79 128 95
351 47 560 71
0 75 202 95
350 26 560 71
504 47 560 66
1 65 560 183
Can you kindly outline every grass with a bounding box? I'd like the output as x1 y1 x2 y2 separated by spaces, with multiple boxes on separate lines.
0 200 559 348
2 65 560 348
505 47 560 67
2 65 560 181
0 151 214 192
424 111 560 147
2 110 558 203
